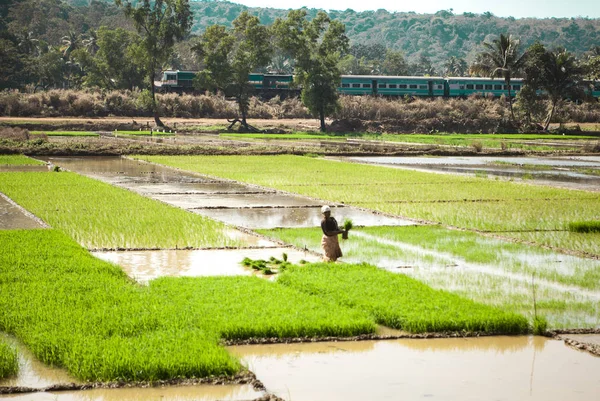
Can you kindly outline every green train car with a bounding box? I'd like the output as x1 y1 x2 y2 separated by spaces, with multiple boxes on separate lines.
446 77 524 97
339 75 446 96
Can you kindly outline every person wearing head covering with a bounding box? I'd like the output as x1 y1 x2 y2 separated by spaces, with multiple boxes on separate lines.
320 205 346 262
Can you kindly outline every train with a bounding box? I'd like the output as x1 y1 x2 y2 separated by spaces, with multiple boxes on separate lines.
156 70 600 99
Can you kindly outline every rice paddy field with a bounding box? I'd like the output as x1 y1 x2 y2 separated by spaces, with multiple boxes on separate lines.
0 155 44 165
1 152 599 395
139 155 600 256
0 171 243 249
31 131 100 137
220 132 599 151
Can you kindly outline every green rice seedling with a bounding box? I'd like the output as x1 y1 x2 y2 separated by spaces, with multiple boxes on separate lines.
0 155 44 165
0 172 243 249
342 218 353 231
568 221 600 233
0 230 376 381
241 257 252 266
0 340 18 378
282 252 288 262
533 316 548 335
278 263 529 334
30 131 99 137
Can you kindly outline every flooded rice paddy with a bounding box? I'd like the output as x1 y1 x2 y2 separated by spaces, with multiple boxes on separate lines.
345 155 600 191
93 247 320 283
230 336 600 401
0 194 45 230
2 154 598 399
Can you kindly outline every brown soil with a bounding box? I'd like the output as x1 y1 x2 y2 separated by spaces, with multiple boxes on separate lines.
0 371 264 395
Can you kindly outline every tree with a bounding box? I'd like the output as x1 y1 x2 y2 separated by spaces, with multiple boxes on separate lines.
443 56 468 76
516 42 547 125
193 11 272 131
82 29 99 55
539 49 583 130
114 0 192 127
470 33 527 121
60 30 80 59
274 10 348 132
381 50 408 76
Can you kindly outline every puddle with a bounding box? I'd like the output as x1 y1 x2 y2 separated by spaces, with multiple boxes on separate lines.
2 385 263 401
0 335 79 389
193 207 416 229
348 156 600 167
122 181 270 195
92 248 319 283
38 156 209 184
0 194 45 229
229 336 600 401
152 193 322 209
345 156 600 191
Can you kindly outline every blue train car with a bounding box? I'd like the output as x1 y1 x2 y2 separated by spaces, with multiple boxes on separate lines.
339 75 446 97
446 77 524 98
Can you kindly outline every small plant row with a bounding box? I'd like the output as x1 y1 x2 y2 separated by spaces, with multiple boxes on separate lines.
568 221 600 233
0 171 244 250
240 253 308 275
0 339 18 379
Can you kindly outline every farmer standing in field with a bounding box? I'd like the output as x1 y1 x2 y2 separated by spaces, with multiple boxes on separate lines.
320 205 347 262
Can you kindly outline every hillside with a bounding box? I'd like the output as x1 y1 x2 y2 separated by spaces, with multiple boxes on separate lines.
7 0 600 73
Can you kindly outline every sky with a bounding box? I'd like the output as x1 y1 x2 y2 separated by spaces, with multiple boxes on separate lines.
229 0 600 19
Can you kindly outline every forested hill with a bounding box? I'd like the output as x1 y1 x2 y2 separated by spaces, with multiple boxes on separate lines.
10 0 600 70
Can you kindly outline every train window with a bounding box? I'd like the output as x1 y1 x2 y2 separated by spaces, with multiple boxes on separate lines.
398 84 406 89
459 85 465 89
352 83 361 88
341 83 350 88
504 85 509 90
494 85 502 90
485 84 492 90
419 85 427 89
437 85 443 90
513 85 521 91
409 84 418 89
389 84 398 88
466 84 474 89
475 84 483 90
166 74 176 81
378 84 386 88
363 84 371 88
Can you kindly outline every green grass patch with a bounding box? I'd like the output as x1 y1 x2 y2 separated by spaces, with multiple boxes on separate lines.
278 263 529 334
0 229 375 381
139 155 599 239
0 340 18 379
221 132 345 140
0 171 242 249
568 221 600 233
258 226 600 329
0 155 44 165
30 131 99 137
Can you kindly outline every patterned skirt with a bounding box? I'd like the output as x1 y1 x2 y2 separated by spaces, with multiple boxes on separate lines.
321 234 343 262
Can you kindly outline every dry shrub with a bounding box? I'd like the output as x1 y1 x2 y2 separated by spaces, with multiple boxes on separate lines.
248 96 274 119
0 127 31 141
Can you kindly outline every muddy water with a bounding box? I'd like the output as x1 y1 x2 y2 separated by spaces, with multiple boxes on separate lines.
193 207 416 229
37 156 208 184
3 385 263 401
345 156 600 191
230 336 600 401
123 181 271 194
153 193 323 209
0 195 44 229
93 247 319 282
0 336 78 389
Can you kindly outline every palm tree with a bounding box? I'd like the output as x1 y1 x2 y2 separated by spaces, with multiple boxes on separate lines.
60 31 80 59
444 56 468 76
470 33 527 121
539 49 583 130
82 30 99 56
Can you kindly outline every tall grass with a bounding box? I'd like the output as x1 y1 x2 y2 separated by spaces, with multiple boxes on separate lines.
0 340 18 379
0 155 43 165
0 172 243 249
0 230 375 381
278 263 529 334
